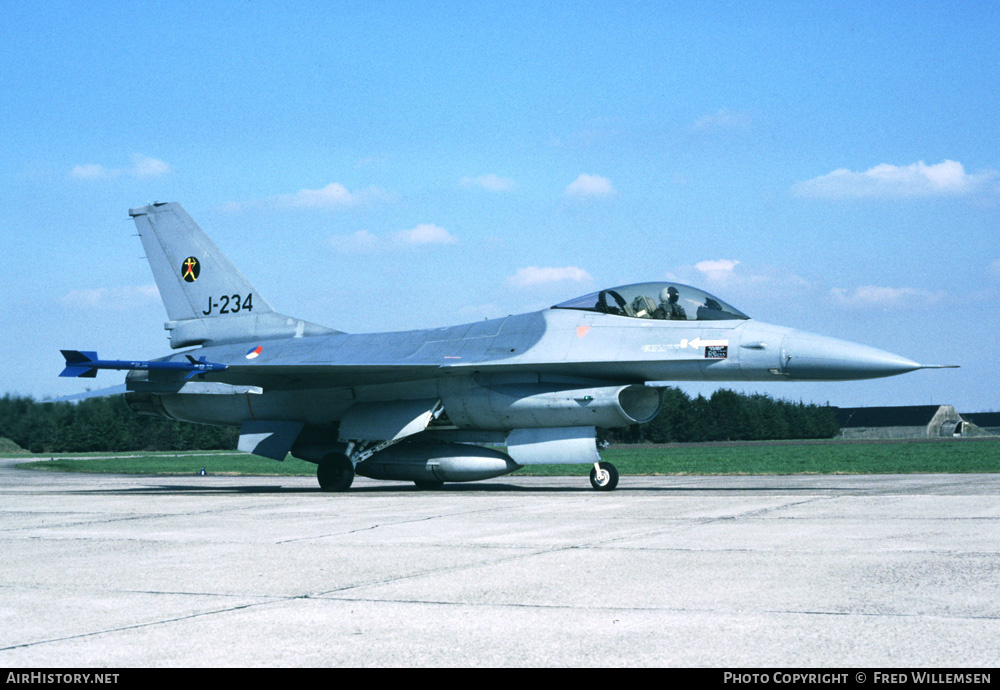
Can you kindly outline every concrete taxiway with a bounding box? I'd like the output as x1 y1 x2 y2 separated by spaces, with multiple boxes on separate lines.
1 457 998 667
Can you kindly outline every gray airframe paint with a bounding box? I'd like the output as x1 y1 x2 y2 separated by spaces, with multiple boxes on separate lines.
91 203 950 479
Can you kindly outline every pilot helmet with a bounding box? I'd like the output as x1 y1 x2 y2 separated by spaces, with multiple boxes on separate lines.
660 286 679 303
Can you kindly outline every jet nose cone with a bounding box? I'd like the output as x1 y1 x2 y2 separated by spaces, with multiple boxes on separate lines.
782 332 922 381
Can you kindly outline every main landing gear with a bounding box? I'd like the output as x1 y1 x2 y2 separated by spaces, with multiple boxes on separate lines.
317 453 354 492
315 448 618 492
590 461 619 491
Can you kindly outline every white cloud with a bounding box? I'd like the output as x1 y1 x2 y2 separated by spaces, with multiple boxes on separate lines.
665 261 811 300
507 266 593 288
328 224 457 253
829 285 945 309
280 183 394 208
695 259 741 281
68 154 171 181
461 174 516 192
60 285 160 310
393 223 457 246
130 154 171 178
69 164 114 180
692 108 750 131
793 160 996 199
565 174 616 198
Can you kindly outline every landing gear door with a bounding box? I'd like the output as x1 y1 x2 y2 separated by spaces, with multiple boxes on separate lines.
339 398 442 442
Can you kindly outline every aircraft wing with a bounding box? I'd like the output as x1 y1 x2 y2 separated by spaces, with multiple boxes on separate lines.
207 363 449 390
202 359 654 390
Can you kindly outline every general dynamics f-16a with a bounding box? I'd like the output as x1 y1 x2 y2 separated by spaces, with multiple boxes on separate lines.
60 202 955 491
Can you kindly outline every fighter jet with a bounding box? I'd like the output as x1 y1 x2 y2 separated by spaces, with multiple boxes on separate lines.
60 202 954 491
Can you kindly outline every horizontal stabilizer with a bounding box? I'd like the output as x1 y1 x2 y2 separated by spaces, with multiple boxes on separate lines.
44 385 128 403
238 420 305 461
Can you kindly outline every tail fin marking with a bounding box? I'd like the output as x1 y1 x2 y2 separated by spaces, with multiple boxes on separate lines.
129 202 336 349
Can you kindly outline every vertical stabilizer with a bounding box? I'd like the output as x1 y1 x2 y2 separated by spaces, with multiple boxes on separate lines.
130 202 336 349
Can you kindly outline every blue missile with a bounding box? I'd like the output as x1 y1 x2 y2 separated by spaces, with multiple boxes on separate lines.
60 350 228 380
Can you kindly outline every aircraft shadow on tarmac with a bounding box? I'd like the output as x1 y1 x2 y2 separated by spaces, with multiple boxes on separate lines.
65 482 858 496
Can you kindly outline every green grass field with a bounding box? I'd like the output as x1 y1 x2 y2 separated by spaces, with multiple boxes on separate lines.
14 439 1000 477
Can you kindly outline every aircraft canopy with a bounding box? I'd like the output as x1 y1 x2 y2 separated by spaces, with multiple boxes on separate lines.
552 282 749 321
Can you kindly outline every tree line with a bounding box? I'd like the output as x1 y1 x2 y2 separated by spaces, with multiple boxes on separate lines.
0 388 838 454
603 388 840 444
0 395 238 454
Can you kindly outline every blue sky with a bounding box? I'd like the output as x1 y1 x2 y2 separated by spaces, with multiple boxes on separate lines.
3 1 998 411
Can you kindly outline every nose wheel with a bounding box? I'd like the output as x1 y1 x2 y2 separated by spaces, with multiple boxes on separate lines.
589 461 619 491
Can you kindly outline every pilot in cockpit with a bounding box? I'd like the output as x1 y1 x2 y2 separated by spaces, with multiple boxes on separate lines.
654 286 687 320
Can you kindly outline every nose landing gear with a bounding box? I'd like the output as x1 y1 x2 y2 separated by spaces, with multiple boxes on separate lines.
589 461 619 491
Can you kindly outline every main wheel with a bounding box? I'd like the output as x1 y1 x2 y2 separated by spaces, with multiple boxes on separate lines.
589 461 619 491
317 453 355 492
